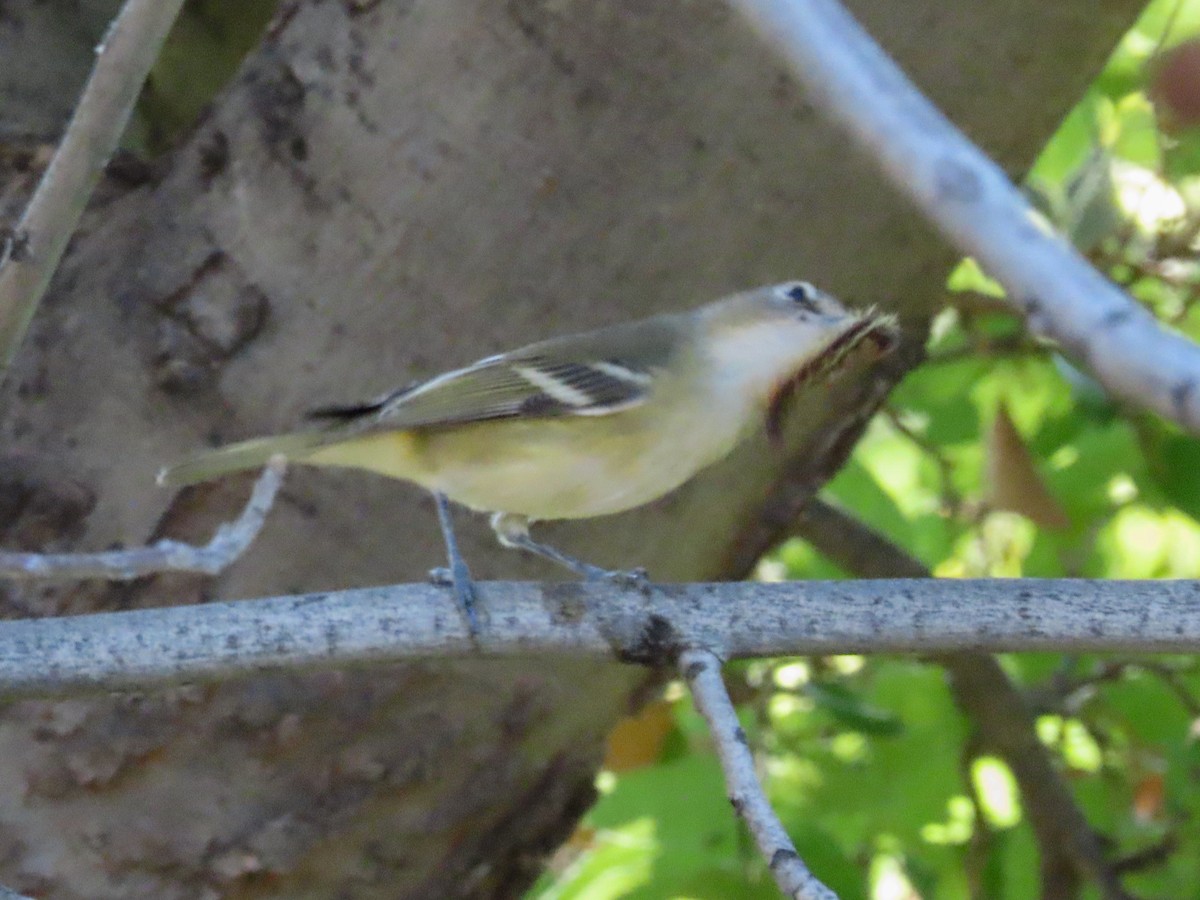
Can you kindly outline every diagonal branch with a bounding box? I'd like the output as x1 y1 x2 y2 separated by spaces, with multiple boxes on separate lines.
790 497 928 578
680 648 836 900
729 0 1200 433
0 0 187 376
939 652 1131 900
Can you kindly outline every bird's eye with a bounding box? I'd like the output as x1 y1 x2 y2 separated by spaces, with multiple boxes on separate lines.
786 282 813 301
782 281 819 309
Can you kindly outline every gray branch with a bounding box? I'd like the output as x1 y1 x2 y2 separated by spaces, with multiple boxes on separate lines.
729 0 1200 433
0 578 1197 698
681 648 836 899
0 0 187 374
0 459 285 581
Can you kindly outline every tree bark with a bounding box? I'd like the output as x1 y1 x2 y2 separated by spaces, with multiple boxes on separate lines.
0 0 1143 896
0 0 124 145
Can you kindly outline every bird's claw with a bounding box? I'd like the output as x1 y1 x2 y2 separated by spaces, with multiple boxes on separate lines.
587 565 651 593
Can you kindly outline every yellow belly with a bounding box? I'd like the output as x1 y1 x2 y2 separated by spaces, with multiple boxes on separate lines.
303 403 744 521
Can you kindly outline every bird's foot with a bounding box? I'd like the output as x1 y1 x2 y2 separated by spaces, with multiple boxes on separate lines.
588 565 650 593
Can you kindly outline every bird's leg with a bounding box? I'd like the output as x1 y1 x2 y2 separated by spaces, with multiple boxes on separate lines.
430 492 481 638
489 513 649 589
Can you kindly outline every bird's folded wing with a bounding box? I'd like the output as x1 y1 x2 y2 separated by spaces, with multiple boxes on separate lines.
307 315 685 432
309 353 653 434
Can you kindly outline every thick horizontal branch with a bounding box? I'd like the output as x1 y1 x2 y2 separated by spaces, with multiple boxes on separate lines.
0 579 1197 698
730 0 1200 433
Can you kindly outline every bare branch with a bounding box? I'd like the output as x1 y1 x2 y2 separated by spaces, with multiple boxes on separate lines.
0 459 284 581
680 648 836 900
1111 834 1178 876
0 0 187 376
729 0 1200 433
0 578 1199 699
790 497 928 578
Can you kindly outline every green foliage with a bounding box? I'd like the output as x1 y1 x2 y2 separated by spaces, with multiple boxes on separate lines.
530 1 1200 896
130 0 278 152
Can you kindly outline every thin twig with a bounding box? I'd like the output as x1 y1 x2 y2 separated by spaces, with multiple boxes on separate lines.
1132 660 1200 717
1111 833 1178 876
679 648 836 900
926 332 1042 366
0 0 188 377
0 578 1198 698
729 0 1200 434
1041 658 1200 719
0 458 285 581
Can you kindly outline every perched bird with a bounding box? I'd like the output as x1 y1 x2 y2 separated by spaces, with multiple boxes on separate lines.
159 282 899 628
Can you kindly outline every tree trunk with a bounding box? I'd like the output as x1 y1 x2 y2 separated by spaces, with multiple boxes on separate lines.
0 0 1142 896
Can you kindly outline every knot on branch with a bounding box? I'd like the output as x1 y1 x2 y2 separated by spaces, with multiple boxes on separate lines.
616 613 681 667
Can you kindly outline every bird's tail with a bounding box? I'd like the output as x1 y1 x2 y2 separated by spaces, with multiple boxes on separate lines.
157 432 332 488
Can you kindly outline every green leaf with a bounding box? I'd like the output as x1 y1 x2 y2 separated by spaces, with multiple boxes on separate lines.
1113 93 1162 167
1099 668 1194 745
585 753 746 898
672 868 781 900
526 819 657 900
827 457 919 546
1031 94 1102 186
989 824 1041 900
1150 433 1200 520
806 681 905 737
789 825 868 900
1164 128 1200 178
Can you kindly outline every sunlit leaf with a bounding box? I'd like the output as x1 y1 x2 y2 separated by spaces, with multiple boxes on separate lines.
971 757 1022 829
585 754 743 898
527 819 656 900
1112 93 1163 166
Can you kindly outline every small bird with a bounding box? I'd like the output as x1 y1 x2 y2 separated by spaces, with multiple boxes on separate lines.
159 282 899 629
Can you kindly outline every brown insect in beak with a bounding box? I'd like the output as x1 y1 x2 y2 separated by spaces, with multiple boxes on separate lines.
764 313 900 443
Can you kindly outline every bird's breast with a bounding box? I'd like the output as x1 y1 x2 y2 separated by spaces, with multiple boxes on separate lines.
417 389 748 521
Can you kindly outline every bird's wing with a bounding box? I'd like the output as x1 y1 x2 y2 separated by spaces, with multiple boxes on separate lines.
308 316 683 432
